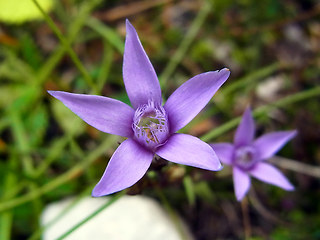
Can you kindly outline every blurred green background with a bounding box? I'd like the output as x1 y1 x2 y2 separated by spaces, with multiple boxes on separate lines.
0 0 319 239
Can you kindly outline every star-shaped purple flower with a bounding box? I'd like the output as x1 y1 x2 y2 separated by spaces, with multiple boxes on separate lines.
211 107 297 201
48 20 230 197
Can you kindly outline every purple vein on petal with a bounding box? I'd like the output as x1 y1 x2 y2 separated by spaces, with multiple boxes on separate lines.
123 20 162 109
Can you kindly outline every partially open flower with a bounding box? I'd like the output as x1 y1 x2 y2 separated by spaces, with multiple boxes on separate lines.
210 107 297 201
49 20 230 196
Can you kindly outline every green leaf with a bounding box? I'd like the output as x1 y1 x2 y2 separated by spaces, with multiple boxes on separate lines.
0 0 54 24
183 176 196 206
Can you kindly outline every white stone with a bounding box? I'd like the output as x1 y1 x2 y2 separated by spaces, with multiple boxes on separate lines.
256 75 285 101
41 195 193 240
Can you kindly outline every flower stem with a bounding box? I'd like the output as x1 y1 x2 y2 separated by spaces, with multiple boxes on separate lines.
241 197 251 240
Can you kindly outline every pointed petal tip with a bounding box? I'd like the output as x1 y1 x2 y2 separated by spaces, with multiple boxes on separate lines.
123 17 162 108
91 180 121 197
216 163 224 171
47 90 66 99
250 162 295 191
125 19 135 33
125 18 131 28
210 160 223 171
91 186 114 197
284 130 298 144
220 68 231 77
47 90 63 99
236 194 245 202
220 67 230 72
244 105 252 114
281 177 295 191
289 129 298 138
47 90 55 96
254 130 297 160
91 188 103 198
234 105 255 146
233 167 251 201
164 69 230 132
91 139 153 198
203 161 223 172
286 184 295 191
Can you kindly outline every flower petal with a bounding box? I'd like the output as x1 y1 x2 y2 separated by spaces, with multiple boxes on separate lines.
234 107 255 147
156 133 222 171
92 139 153 197
253 130 297 160
210 143 234 165
164 69 230 133
123 19 162 109
233 167 251 201
249 162 294 191
48 91 134 138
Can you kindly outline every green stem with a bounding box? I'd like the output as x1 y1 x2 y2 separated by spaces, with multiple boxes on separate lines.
86 17 124 54
32 0 97 92
97 41 114 93
220 62 281 96
159 0 212 88
0 153 18 240
33 135 71 178
183 175 196 206
8 110 34 176
55 192 124 240
0 136 118 213
36 0 102 86
0 117 9 134
201 86 320 141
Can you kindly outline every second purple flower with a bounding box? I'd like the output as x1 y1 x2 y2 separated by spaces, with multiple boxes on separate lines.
211 107 296 201
49 20 230 197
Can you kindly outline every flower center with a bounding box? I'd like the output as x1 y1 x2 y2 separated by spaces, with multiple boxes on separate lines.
132 101 169 150
234 145 257 170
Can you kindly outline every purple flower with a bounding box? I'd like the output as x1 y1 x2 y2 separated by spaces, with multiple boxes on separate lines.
211 107 296 201
48 20 230 197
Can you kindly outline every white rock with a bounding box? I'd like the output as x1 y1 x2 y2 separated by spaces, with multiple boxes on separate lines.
256 75 285 101
41 195 193 240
